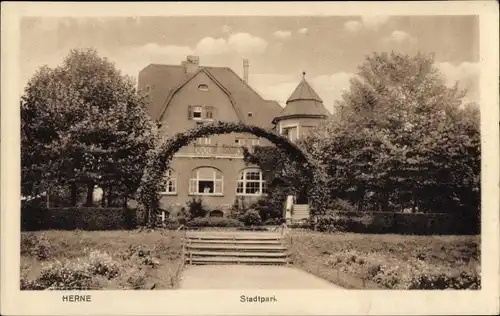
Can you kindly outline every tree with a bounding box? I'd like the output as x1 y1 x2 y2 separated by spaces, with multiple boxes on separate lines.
21 48 159 207
306 52 480 223
243 145 309 220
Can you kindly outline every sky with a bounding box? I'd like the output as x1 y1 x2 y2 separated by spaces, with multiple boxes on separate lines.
20 16 479 113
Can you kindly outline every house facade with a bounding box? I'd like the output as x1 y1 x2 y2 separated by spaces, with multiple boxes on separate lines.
138 56 329 218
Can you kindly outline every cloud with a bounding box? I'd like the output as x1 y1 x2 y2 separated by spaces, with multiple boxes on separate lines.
252 72 355 113
383 30 417 44
221 24 231 33
131 32 268 61
436 61 479 101
344 21 362 32
361 16 389 29
273 30 292 40
195 37 230 55
226 33 268 56
298 28 309 35
344 15 389 32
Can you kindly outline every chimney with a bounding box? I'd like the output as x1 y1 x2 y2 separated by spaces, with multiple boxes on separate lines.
243 59 249 83
185 55 199 74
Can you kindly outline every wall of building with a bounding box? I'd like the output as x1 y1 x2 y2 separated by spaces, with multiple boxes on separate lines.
278 117 324 140
159 156 263 216
160 70 270 154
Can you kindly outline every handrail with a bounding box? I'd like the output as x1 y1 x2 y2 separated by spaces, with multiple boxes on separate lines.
176 224 185 231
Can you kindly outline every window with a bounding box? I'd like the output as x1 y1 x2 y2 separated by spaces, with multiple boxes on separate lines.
282 126 298 142
236 168 267 196
249 138 259 146
188 105 215 120
248 112 253 117
189 167 223 195
205 106 214 119
197 137 211 145
198 84 209 91
160 169 177 194
192 106 202 119
235 138 245 146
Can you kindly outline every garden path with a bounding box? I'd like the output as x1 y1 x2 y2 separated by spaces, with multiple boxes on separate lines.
178 265 343 289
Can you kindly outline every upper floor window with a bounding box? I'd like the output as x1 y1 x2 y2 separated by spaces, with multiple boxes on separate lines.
248 138 259 146
282 126 299 142
248 112 253 117
205 106 214 119
189 106 202 120
198 84 209 91
160 169 177 195
235 138 245 146
189 167 223 195
236 168 267 196
197 137 211 145
188 105 215 121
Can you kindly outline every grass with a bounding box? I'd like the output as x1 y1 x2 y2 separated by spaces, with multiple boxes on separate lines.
286 231 480 289
20 229 184 290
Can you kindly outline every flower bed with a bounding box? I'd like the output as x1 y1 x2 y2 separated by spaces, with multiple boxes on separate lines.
287 231 480 289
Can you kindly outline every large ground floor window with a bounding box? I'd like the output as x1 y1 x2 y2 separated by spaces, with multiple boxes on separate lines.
236 168 267 196
189 167 223 195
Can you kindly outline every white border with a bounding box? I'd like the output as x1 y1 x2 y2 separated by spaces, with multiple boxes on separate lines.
1 2 499 316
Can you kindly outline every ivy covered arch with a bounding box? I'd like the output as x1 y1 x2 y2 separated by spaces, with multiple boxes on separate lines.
138 121 328 226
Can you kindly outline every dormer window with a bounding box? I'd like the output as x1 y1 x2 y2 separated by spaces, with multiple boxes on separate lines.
198 84 209 91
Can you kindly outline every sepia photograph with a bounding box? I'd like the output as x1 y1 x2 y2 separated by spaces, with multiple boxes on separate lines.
2 1 499 316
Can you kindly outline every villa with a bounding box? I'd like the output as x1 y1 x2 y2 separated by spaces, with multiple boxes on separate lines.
138 55 330 218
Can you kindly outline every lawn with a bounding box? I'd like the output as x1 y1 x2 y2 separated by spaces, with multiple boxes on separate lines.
286 231 480 289
20 229 184 290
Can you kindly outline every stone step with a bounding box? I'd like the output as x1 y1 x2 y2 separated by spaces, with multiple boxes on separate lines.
186 244 287 251
184 235 283 241
186 256 289 265
184 239 283 245
188 251 288 258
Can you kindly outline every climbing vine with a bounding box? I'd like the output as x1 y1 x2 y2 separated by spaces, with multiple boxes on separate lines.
137 121 328 226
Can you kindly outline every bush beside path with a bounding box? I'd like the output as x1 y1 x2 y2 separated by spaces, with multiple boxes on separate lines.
287 231 480 289
21 230 184 290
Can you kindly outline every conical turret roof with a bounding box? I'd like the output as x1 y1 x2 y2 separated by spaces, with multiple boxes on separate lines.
287 74 323 103
274 72 330 122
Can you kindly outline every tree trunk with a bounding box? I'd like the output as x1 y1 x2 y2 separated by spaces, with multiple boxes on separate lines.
107 186 113 207
70 182 77 206
86 182 94 207
101 188 106 207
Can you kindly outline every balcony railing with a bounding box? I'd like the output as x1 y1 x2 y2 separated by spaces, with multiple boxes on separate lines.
176 144 255 157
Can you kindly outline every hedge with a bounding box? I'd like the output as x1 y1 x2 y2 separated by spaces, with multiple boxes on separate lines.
314 211 479 235
21 206 146 231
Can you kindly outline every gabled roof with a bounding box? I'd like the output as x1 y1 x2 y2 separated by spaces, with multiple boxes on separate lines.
138 63 282 128
274 74 330 123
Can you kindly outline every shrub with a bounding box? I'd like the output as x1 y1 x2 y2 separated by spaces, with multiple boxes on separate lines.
87 250 121 279
21 233 52 260
237 226 268 231
230 196 248 219
21 207 140 231
241 209 262 226
119 267 147 290
314 216 347 232
250 197 282 221
330 199 356 213
187 217 243 228
186 197 209 219
264 218 282 226
36 259 94 290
